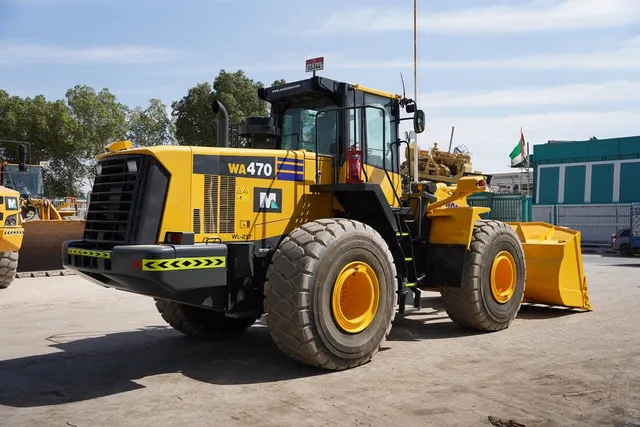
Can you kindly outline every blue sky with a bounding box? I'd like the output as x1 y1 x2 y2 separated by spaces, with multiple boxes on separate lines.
1 0 640 173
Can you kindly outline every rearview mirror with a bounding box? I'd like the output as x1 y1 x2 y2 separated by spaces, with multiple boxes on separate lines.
413 110 425 134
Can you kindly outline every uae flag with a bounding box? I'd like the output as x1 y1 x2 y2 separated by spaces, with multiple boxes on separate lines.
509 129 527 167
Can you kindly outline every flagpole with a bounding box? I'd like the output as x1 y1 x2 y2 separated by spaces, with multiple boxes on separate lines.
413 0 419 184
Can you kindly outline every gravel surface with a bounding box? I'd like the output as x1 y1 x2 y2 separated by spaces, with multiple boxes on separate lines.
0 254 638 427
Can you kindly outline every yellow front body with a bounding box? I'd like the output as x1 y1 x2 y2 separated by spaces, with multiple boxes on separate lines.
97 145 403 245
0 186 24 252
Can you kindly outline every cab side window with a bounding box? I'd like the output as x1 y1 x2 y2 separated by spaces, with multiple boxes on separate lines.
281 107 338 156
364 94 396 172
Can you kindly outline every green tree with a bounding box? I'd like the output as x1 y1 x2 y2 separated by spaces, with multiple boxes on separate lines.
126 98 175 147
171 82 216 147
172 69 285 147
65 85 129 189
65 85 128 159
0 90 84 196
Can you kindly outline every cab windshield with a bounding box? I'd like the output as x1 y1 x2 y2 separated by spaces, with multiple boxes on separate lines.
278 94 339 156
1 164 44 198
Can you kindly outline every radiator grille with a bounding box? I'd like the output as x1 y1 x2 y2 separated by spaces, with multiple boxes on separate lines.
203 175 218 233
83 155 142 244
202 175 235 235
220 176 236 234
193 209 201 234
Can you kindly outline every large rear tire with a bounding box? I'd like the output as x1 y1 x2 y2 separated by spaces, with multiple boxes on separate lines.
154 298 257 339
0 251 19 289
440 219 526 332
264 218 397 371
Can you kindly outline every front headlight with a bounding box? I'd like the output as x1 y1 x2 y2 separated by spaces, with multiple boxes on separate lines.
4 214 17 226
126 160 137 173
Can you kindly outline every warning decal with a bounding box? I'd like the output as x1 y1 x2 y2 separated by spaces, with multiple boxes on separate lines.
68 248 111 259
142 256 226 271
3 229 24 235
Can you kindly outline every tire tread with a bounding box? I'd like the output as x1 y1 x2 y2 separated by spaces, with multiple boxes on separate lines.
264 218 397 370
441 219 526 332
155 298 256 339
0 251 19 289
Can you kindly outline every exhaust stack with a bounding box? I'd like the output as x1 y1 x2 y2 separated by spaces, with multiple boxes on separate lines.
211 99 229 148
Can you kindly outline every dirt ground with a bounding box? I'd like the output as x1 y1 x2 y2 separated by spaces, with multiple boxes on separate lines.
0 254 639 427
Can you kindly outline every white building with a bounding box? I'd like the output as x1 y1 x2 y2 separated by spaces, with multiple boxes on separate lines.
488 171 533 195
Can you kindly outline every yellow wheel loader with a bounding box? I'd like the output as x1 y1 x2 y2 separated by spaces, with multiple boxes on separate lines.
0 141 85 272
61 74 591 371
0 185 24 288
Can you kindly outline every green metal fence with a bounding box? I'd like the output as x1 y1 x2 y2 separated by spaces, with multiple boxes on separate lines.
467 193 532 222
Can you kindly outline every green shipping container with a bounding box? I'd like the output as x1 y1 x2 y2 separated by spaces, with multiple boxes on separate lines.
467 193 532 223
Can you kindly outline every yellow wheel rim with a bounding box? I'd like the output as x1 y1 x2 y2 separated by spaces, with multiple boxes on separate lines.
490 250 517 304
331 261 380 334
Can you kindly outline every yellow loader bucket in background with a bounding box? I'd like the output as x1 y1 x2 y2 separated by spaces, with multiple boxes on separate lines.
508 222 592 311
18 219 85 272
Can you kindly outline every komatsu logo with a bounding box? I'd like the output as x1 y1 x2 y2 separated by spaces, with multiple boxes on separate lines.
253 187 282 213
260 192 279 210
5 197 17 211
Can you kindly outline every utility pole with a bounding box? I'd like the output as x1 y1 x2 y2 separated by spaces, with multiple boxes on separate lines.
413 0 419 183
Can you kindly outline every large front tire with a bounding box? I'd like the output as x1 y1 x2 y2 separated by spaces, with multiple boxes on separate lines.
264 218 397 371
440 220 526 332
154 299 256 339
0 251 19 289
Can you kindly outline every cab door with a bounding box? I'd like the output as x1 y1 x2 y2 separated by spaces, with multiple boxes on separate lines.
350 91 402 208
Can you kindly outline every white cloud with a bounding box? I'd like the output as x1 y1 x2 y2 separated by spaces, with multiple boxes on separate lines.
401 110 640 173
312 0 640 35
0 41 182 65
239 37 640 72
420 81 640 108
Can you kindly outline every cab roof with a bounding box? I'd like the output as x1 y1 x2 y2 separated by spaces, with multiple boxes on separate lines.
258 76 401 102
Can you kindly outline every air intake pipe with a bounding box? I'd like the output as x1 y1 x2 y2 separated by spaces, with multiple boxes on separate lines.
211 99 229 147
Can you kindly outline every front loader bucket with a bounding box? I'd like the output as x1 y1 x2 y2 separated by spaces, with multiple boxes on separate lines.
507 222 592 311
18 219 85 272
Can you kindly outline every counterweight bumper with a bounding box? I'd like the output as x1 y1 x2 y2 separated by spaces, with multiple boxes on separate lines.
62 240 229 309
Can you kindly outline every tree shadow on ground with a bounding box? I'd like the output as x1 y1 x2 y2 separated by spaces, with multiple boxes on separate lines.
0 320 329 408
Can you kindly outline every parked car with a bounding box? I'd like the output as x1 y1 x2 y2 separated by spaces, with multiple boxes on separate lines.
611 228 632 255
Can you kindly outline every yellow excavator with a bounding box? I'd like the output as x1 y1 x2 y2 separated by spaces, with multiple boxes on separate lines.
61 72 591 371
0 141 85 272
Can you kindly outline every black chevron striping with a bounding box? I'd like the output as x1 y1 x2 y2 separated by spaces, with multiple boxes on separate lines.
214 258 223 266
144 261 155 269
158 261 168 269
193 259 202 267
171 260 180 268
204 259 214 266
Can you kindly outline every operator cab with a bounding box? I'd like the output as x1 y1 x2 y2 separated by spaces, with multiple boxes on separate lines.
255 76 425 181
1 164 44 199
